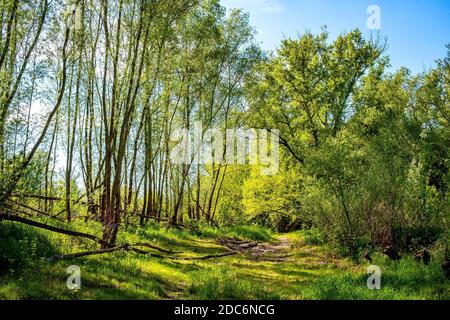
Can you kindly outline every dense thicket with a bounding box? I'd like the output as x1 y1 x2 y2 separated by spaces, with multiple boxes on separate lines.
0 0 448 259
246 34 449 254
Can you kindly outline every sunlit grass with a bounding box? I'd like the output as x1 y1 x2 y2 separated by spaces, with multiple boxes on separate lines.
302 255 449 300
0 221 449 300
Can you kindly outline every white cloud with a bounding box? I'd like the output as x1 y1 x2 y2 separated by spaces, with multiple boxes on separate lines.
222 0 286 14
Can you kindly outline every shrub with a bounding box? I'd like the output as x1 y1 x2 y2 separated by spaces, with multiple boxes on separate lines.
392 225 445 252
301 229 326 246
0 223 57 274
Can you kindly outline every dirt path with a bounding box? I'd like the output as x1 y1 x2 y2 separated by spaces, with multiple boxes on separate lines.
218 236 293 262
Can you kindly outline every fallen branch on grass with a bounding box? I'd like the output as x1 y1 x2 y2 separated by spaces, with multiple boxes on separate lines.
133 242 182 254
10 201 64 221
49 244 130 262
0 213 108 245
0 213 175 254
49 245 174 262
174 251 238 260
1 213 239 263
127 247 167 259
48 246 238 262
128 249 238 261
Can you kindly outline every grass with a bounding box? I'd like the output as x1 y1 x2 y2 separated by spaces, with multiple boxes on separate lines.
302 255 449 300
188 266 281 300
0 223 57 274
296 229 326 246
0 219 449 300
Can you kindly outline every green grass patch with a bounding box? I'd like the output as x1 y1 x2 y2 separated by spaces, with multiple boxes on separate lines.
0 220 448 300
188 265 280 300
0 222 58 275
302 255 449 300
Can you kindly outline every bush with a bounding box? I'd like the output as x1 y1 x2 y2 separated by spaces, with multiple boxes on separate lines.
392 225 445 252
242 166 306 233
0 223 57 274
301 229 326 246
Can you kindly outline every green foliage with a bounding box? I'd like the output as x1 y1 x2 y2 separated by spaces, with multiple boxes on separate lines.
392 225 445 252
214 166 249 225
223 225 272 242
194 224 272 242
246 28 449 254
0 0 448 300
299 229 326 246
0 220 448 300
0 222 57 275
242 164 305 232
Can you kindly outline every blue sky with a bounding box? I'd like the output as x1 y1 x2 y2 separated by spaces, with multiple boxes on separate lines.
222 0 450 74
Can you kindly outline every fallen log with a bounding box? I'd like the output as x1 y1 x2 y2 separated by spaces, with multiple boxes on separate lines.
127 247 167 259
176 251 238 260
0 213 179 258
132 242 181 254
130 249 238 261
0 213 108 246
11 201 64 221
1 214 238 263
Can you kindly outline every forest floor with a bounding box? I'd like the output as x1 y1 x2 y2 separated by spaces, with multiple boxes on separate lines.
0 221 449 300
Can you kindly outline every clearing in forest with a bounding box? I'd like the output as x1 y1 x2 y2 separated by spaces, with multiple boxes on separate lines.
1 222 448 300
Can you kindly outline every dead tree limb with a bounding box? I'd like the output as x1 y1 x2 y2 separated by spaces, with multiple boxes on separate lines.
126 247 168 259
175 252 238 261
1 214 236 263
10 201 63 221
0 214 178 255
132 242 181 254
49 244 130 262
0 213 108 246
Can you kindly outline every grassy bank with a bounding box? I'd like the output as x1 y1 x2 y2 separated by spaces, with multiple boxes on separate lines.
0 221 448 300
